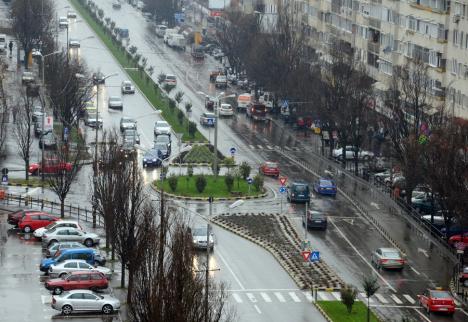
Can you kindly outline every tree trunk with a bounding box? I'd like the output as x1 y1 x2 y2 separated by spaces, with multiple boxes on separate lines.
60 199 65 218
127 267 133 305
25 157 29 181
367 297 370 322
120 260 125 288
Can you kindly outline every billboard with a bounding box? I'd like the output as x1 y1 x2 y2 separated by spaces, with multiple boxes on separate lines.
208 0 231 10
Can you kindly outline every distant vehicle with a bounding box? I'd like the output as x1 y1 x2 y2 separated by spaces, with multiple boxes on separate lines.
121 136 136 153
246 102 267 121
200 112 216 127
259 161 280 177
68 39 80 48
18 213 59 233
313 178 337 196
459 266 468 287
34 220 82 239
92 71 106 84
51 289 120 315
209 69 224 82
112 1 122 9
205 97 215 110
287 181 310 203
42 227 101 247
21 71 35 84
143 148 163 167
118 28 129 38
191 45 205 60
32 106 44 122
58 17 68 28
212 48 224 60
371 248 405 270
85 113 103 128
218 103 234 116
418 289 455 315
67 11 77 19
120 117 137 132
411 194 440 214
448 233 468 248
259 92 274 111
39 131 57 150
0 34 7 52
163 74 177 87
136 1 144 9
192 226 214 250
215 75 227 88
123 129 140 145
121 80 135 94
154 120 171 136
45 270 108 295
167 34 186 50
332 146 374 161
28 158 73 176
154 134 171 153
108 96 123 110
163 28 178 44
155 25 167 38
237 93 252 111
303 210 327 230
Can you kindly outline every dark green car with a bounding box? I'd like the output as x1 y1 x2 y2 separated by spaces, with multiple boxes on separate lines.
287 181 310 203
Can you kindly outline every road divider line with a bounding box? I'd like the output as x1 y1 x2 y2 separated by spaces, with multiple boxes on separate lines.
409 265 421 276
390 294 403 304
374 294 389 304
253 304 262 314
274 292 286 303
249 145 255 150
413 308 432 321
266 145 273 150
246 293 257 303
288 292 301 302
216 249 245 290
260 292 272 303
257 145 263 149
232 293 243 303
403 294 415 304
328 218 397 293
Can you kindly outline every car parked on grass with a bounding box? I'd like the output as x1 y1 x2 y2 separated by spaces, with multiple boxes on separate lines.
287 181 310 203
34 220 82 239
143 148 163 167
313 178 337 197
108 96 123 110
154 120 171 136
7 209 47 227
18 213 59 233
192 227 214 250
259 161 280 177
303 210 327 230
371 247 405 270
200 112 216 127
121 80 135 94
120 116 137 132
28 158 73 176
45 270 109 295
418 289 455 315
42 227 101 247
51 289 120 315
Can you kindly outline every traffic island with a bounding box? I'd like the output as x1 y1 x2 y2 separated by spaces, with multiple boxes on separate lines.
212 213 344 290
316 301 380 322
153 175 266 200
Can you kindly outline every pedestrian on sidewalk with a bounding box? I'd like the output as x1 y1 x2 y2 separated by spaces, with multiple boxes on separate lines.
8 41 13 58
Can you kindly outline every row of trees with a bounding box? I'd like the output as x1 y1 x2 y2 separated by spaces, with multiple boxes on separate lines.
217 5 467 230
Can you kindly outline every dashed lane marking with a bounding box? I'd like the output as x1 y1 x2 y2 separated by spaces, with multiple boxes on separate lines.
403 294 415 304
289 292 301 302
375 294 389 304
274 292 286 303
391 294 403 304
257 145 263 149
246 293 257 303
303 292 313 302
232 293 243 303
260 292 272 303
266 145 273 150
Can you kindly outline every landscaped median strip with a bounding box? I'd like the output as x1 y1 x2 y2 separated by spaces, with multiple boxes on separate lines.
316 301 381 322
69 0 205 142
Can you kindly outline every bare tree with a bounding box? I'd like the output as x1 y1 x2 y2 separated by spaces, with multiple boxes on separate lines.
13 92 34 181
46 140 85 217
0 56 9 157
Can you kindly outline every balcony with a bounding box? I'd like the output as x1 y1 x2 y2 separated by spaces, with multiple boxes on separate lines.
368 41 380 54
368 17 381 30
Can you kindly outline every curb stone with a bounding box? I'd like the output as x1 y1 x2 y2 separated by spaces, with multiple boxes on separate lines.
313 302 333 322
150 184 267 201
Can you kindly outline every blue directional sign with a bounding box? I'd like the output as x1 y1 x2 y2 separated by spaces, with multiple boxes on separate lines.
1 174 7 185
64 127 69 135
279 186 286 194
230 147 236 156
207 118 214 126
281 99 289 108
309 251 320 263
247 177 253 185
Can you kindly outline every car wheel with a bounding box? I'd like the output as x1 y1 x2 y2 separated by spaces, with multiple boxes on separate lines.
48 239 58 247
53 287 63 295
23 226 32 233
62 304 73 315
102 304 113 315
84 238 93 247
59 272 67 278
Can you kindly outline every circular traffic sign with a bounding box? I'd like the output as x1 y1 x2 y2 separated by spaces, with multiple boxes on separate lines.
247 177 253 184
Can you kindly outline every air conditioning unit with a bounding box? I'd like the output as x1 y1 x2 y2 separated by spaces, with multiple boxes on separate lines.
453 14 460 23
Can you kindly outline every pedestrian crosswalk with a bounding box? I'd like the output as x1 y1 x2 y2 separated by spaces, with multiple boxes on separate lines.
246 145 302 152
228 290 421 307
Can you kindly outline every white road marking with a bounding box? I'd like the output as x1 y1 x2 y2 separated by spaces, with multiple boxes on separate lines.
254 304 262 314
409 265 421 275
390 294 403 304
260 292 272 303
257 145 263 149
413 308 432 322
216 250 245 290
317 292 332 301
266 145 273 150
403 294 415 304
232 293 243 303
370 202 380 209
331 292 341 300
284 146 291 151
23 187 40 196
289 292 301 302
328 218 397 292
303 291 313 302
274 292 286 302
249 145 256 150
246 293 257 303
374 294 389 304
417 248 429 258
459 308 468 316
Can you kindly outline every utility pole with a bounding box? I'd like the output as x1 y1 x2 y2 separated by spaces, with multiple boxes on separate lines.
213 100 218 179
205 196 213 322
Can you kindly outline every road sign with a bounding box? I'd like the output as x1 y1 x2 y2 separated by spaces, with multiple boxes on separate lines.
1 168 8 175
1 175 8 185
160 173 166 180
455 242 466 251
44 116 53 131
230 147 236 156
279 176 287 186
64 127 69 135
309 251 320 262
279 186 286 194
301 251 311 261
281 100 289 108
247 177 253 184
207 118 214 126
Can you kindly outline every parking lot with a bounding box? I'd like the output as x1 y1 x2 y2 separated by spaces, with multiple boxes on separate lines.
0 210 121 321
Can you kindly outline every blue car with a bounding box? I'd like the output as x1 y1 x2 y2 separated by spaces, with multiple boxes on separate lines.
40 248 96 272
143 148 163 167
313 178 337 196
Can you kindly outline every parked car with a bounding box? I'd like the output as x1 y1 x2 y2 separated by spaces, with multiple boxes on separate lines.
155 24 167 38
108 96 123 110
7 209 46 227
46 241 87 257
121 80 135 94
32 106 44 122
143 148 163 167
303 210 327 230
448 233 468 248
123 129 140 145
68 38 80 48
112 1 122 9
18 213 59 233
119 117 137 132
332 146 374 161
34 220 82 239
418 289 455 315
218 103 234 116
51 289 120 315
411 194 440 214
58 16 68 28
28 158 73 176
163 74 177 87
205 97 215 110
192 226 214 250
121 136 136 153
39 131 57 150
42 227 101 247
200 112 216 127
33 120 46 137
313 178 337 197
49 259 112 280
46 270 109 295
21 71 35 84
287 181 310 203
40 248 97 272
259 161 280 177
154 120 171 136
67 11 77 18
371 247 405 270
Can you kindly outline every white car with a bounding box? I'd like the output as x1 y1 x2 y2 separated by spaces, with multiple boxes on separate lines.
218 103 234 116
21 71 35 84
51 289 120 315
42 227 101 247
332 146 374 160
108 96 123 109
163 74 177 87
58 17 68 28
32 105 44 122
121 80 135 94
34 220 82 239
120 116 137 132
154 120 171 136
49 260 112 279
192 227 214 250
68 39 80 48
67 11 77 19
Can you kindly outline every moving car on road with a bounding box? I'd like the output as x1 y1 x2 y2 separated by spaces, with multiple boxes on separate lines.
51 289 120 315
246 102 267 121
163 74 177 87
21 71 35 84
45 270 109 295
154 133 171 153
67 11 77 19
42 227 101 247
200 112 216 127
108 96 123 110
85 113 103 128
68 39 80 48
18 213 59 233
332 145 374 161
155 24 167 38
120 116 137 132
34 220 82 239
143 148 163 167
215 75 227 88
192 226 214 250
313 178 337 196
287 181 310 203
237 93 252 111
153 142 170 159
154 120 171 136
121 80 135 94
303 210 327 230
58 17 68 28
371 247 405 270
123 129 140 145
418 289 455 315
218 103 234 116
259 161 280 177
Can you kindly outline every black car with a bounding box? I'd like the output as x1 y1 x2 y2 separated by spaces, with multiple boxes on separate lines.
39 131 57 150
154 134 171 154
287 181 310 203
303 210 327 230
123 129 140 145
143 148 163 167
154 142 170 159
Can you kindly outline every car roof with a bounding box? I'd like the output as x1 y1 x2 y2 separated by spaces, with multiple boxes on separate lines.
66 289 95 295
204 113 215 117
60 259 88 264
156 121 169 125
378 247 399 252
54 220 79 224
109 96 121 99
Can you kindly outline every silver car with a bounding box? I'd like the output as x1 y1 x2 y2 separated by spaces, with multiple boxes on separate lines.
371 247 405 270
22 71 35 84
121 80 135 94
49 259 112 279
46 241 86 257
34 220 82 239
120 116 137 132
51 289 120 315
108 96 123 109
42 227 101 247
192 227 214 250
154 120 171 136
68 38 80 48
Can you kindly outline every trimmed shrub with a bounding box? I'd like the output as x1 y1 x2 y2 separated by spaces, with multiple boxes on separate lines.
225 174 234 192
253 174 264 192
167 175 178 192
195 175 207 193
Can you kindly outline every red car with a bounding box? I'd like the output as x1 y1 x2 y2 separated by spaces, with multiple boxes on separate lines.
28 157 73 176
7 209 45 227
448 233 468 248
418 289 456 315
18 213 59 233
45 271 109 295
259 161 280 177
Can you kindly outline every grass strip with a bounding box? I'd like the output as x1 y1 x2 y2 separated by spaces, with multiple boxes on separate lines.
317 301 380 322
9 177 51 187
70 0 205 142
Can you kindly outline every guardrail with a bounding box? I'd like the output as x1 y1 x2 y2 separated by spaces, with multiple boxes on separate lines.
0 192 104 228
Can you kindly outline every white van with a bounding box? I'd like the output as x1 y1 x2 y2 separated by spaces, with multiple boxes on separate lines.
167 34 186 50
155 25 167 38
236 93 252 111
163 29 178 44
0 34 6 52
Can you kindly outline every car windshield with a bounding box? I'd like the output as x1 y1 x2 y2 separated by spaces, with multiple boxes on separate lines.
382 251 401 259
155 136 169 143
204 113 215 118
154 143 167 151
193 228 208 236
45 222 56 229
430 291 451 298
294 185 307 192
109 97 121 102
320 180 334 186
156 121 169 127
122 117 135 123
310 212 324 219
265 162 278 168
166 75 176 80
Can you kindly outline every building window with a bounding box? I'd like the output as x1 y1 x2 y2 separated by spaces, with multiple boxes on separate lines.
407 16 417 31
428 50 441 67
453 30 459 46
379 59 393 75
